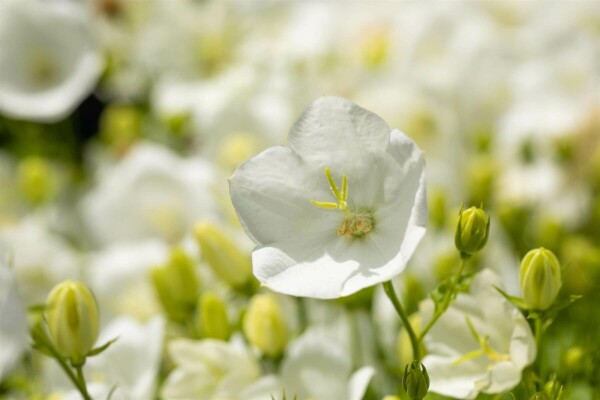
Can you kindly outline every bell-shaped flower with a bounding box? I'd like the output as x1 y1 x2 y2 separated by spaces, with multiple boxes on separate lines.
229 96 427 299
420 269 536 399
0 0 102 122
161 338 271 400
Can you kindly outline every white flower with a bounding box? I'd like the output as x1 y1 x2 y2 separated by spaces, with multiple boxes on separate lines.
229 96 427 299
81 142 218 247
0 259 28 381
161 338 269 400
0 219 80 304
280 328 375 400
0 0 102 122
87 240 169 322
421 269 536 399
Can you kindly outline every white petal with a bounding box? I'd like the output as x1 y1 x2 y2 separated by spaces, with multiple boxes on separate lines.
0 261 28 381
424 354 487 399
479 360 522 394
288 96 391 167
281 329 352 400
347 366 376 400
229 145 340 245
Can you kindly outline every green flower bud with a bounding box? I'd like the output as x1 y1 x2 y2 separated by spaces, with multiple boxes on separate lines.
519 248 562 311
454 206 490 259
46 281 100 365
17 156 54 205
99 104 142 154
198 292 230 340
382 397 401 400
403 361 429 400
531 393 550 400
151 247 199 323
243 294 287 358
193 221 252 289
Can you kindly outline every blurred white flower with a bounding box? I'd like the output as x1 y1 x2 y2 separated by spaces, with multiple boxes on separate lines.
161 338 271 400
46 316 165 400
0 259 28 382
0 0 102 122
87 240 169 322
0 219 80 304
421 269 536 399
280 328 375 400
229 96 427 298
81 142 218 247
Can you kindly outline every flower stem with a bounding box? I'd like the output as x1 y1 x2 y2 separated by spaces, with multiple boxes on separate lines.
419 258 467 341
535 317 544 383
383 280 420 361
74 364 92 400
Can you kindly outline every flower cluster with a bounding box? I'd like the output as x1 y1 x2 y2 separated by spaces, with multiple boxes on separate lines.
0 2 597 400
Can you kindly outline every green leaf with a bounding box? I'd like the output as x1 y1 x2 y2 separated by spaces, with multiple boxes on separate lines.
493 286 528 309
87 337 119 357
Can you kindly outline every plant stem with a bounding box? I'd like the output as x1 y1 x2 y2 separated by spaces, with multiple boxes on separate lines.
383 280 420 361
418 258 467 341
75 364 92 400
535 317 544 384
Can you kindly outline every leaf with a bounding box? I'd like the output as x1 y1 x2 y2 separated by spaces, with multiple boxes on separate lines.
493 286 528 309
87 337 119 357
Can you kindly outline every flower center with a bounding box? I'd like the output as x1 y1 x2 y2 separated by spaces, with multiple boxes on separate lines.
452 317 511 366
311 168 375 239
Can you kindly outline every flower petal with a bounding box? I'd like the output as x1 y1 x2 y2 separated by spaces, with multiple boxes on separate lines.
288 96 391 167
229 145 340 245
347 366 376 400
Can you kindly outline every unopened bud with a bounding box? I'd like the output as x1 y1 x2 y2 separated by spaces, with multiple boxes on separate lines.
403 361 429 400
151 247 199 322
193 221 252 288
17 157 54 205
455 205 490 259
46 281 99 365
519 248 561 311
382 397 401 400
243 294 287 358
198 292 230 340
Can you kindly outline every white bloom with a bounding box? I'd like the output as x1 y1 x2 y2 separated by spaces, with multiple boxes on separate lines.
87 240 169 322
161 338 268 400
280 328 375 400
229 96 427 299
81 142 218 247
421 269 536 399
0 219 80 304
0 0 102 122
0 259 28 381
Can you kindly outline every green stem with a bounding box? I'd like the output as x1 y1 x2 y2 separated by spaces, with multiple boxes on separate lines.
37 333 91 400
418 258 467 341
382 280 420 361
75 364 92 400
535 317 544 385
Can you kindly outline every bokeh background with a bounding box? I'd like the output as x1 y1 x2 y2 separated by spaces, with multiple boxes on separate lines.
0 1 599 399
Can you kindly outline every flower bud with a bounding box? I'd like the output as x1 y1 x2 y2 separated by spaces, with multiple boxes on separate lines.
382 397 401 400
151 247 199 323
198 292 230 340
46 281 99 365
17 156 54 205
519 248 562 311
403 361 429 400
243 294 287 358
454 205 490 258
530 392 550 400
193 221 252 289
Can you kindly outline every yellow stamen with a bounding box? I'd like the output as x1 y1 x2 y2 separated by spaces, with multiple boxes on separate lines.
453 317 511 366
